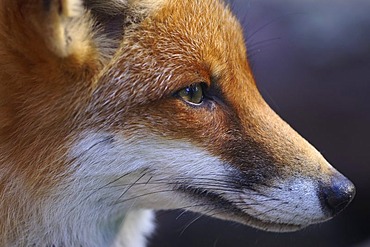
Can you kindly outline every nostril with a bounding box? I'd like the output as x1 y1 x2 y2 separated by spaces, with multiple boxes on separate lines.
319 175 356 216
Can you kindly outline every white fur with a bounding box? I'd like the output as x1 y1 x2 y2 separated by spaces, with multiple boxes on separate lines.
44 131 231 246
113 209 155 247
239 178 324 226
42 130 330 246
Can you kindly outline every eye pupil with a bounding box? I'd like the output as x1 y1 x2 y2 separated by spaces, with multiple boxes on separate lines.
177 83 204 105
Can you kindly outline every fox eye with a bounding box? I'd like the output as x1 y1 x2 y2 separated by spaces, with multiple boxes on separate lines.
177 83 204 105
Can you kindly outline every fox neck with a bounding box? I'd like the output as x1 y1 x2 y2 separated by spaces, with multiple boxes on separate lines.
0 176 154 247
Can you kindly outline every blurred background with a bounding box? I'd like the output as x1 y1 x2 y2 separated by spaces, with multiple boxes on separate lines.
150 0 370 246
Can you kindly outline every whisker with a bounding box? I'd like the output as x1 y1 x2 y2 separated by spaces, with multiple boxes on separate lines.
174 203 218 219
246 12 304 44
179 208 216 236
82 170 138 199
113 172 149 204
111 189 177 206
247 37 281 50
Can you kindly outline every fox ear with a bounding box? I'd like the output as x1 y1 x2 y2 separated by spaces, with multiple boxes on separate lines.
40 0 93 59
0 0 164 65
86 0 165 42
0 0 99 70
0 0 164 80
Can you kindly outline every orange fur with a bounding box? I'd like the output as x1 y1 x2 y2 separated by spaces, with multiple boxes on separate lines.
0 0 354 246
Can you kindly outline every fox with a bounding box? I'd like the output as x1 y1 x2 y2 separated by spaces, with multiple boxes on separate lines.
0 0 356 246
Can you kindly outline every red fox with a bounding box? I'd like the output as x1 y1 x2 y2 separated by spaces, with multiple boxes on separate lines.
0 0 355 246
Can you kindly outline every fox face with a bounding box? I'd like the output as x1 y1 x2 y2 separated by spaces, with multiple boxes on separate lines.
0 0 355 246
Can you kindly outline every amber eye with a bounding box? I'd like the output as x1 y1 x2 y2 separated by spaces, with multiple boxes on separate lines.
177 83 204 105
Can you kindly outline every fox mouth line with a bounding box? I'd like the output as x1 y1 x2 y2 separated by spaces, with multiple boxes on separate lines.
176 184 304 232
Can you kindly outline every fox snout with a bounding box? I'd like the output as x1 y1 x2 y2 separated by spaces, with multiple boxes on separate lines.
226 97 357 230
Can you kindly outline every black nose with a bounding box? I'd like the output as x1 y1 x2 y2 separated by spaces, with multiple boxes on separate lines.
319 174 356 216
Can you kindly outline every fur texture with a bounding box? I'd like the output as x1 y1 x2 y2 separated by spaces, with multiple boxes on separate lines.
0 0 355 246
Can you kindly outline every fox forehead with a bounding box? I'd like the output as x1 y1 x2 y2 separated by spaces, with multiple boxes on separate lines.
95 0 252 106
151 0 248 72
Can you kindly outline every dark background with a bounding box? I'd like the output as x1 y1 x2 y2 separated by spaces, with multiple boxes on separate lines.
150 0 370 246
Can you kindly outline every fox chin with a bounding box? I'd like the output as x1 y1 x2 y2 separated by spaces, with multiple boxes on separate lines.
0 0 355 246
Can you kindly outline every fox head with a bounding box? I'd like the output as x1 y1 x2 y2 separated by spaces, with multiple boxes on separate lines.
0 0 355 245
